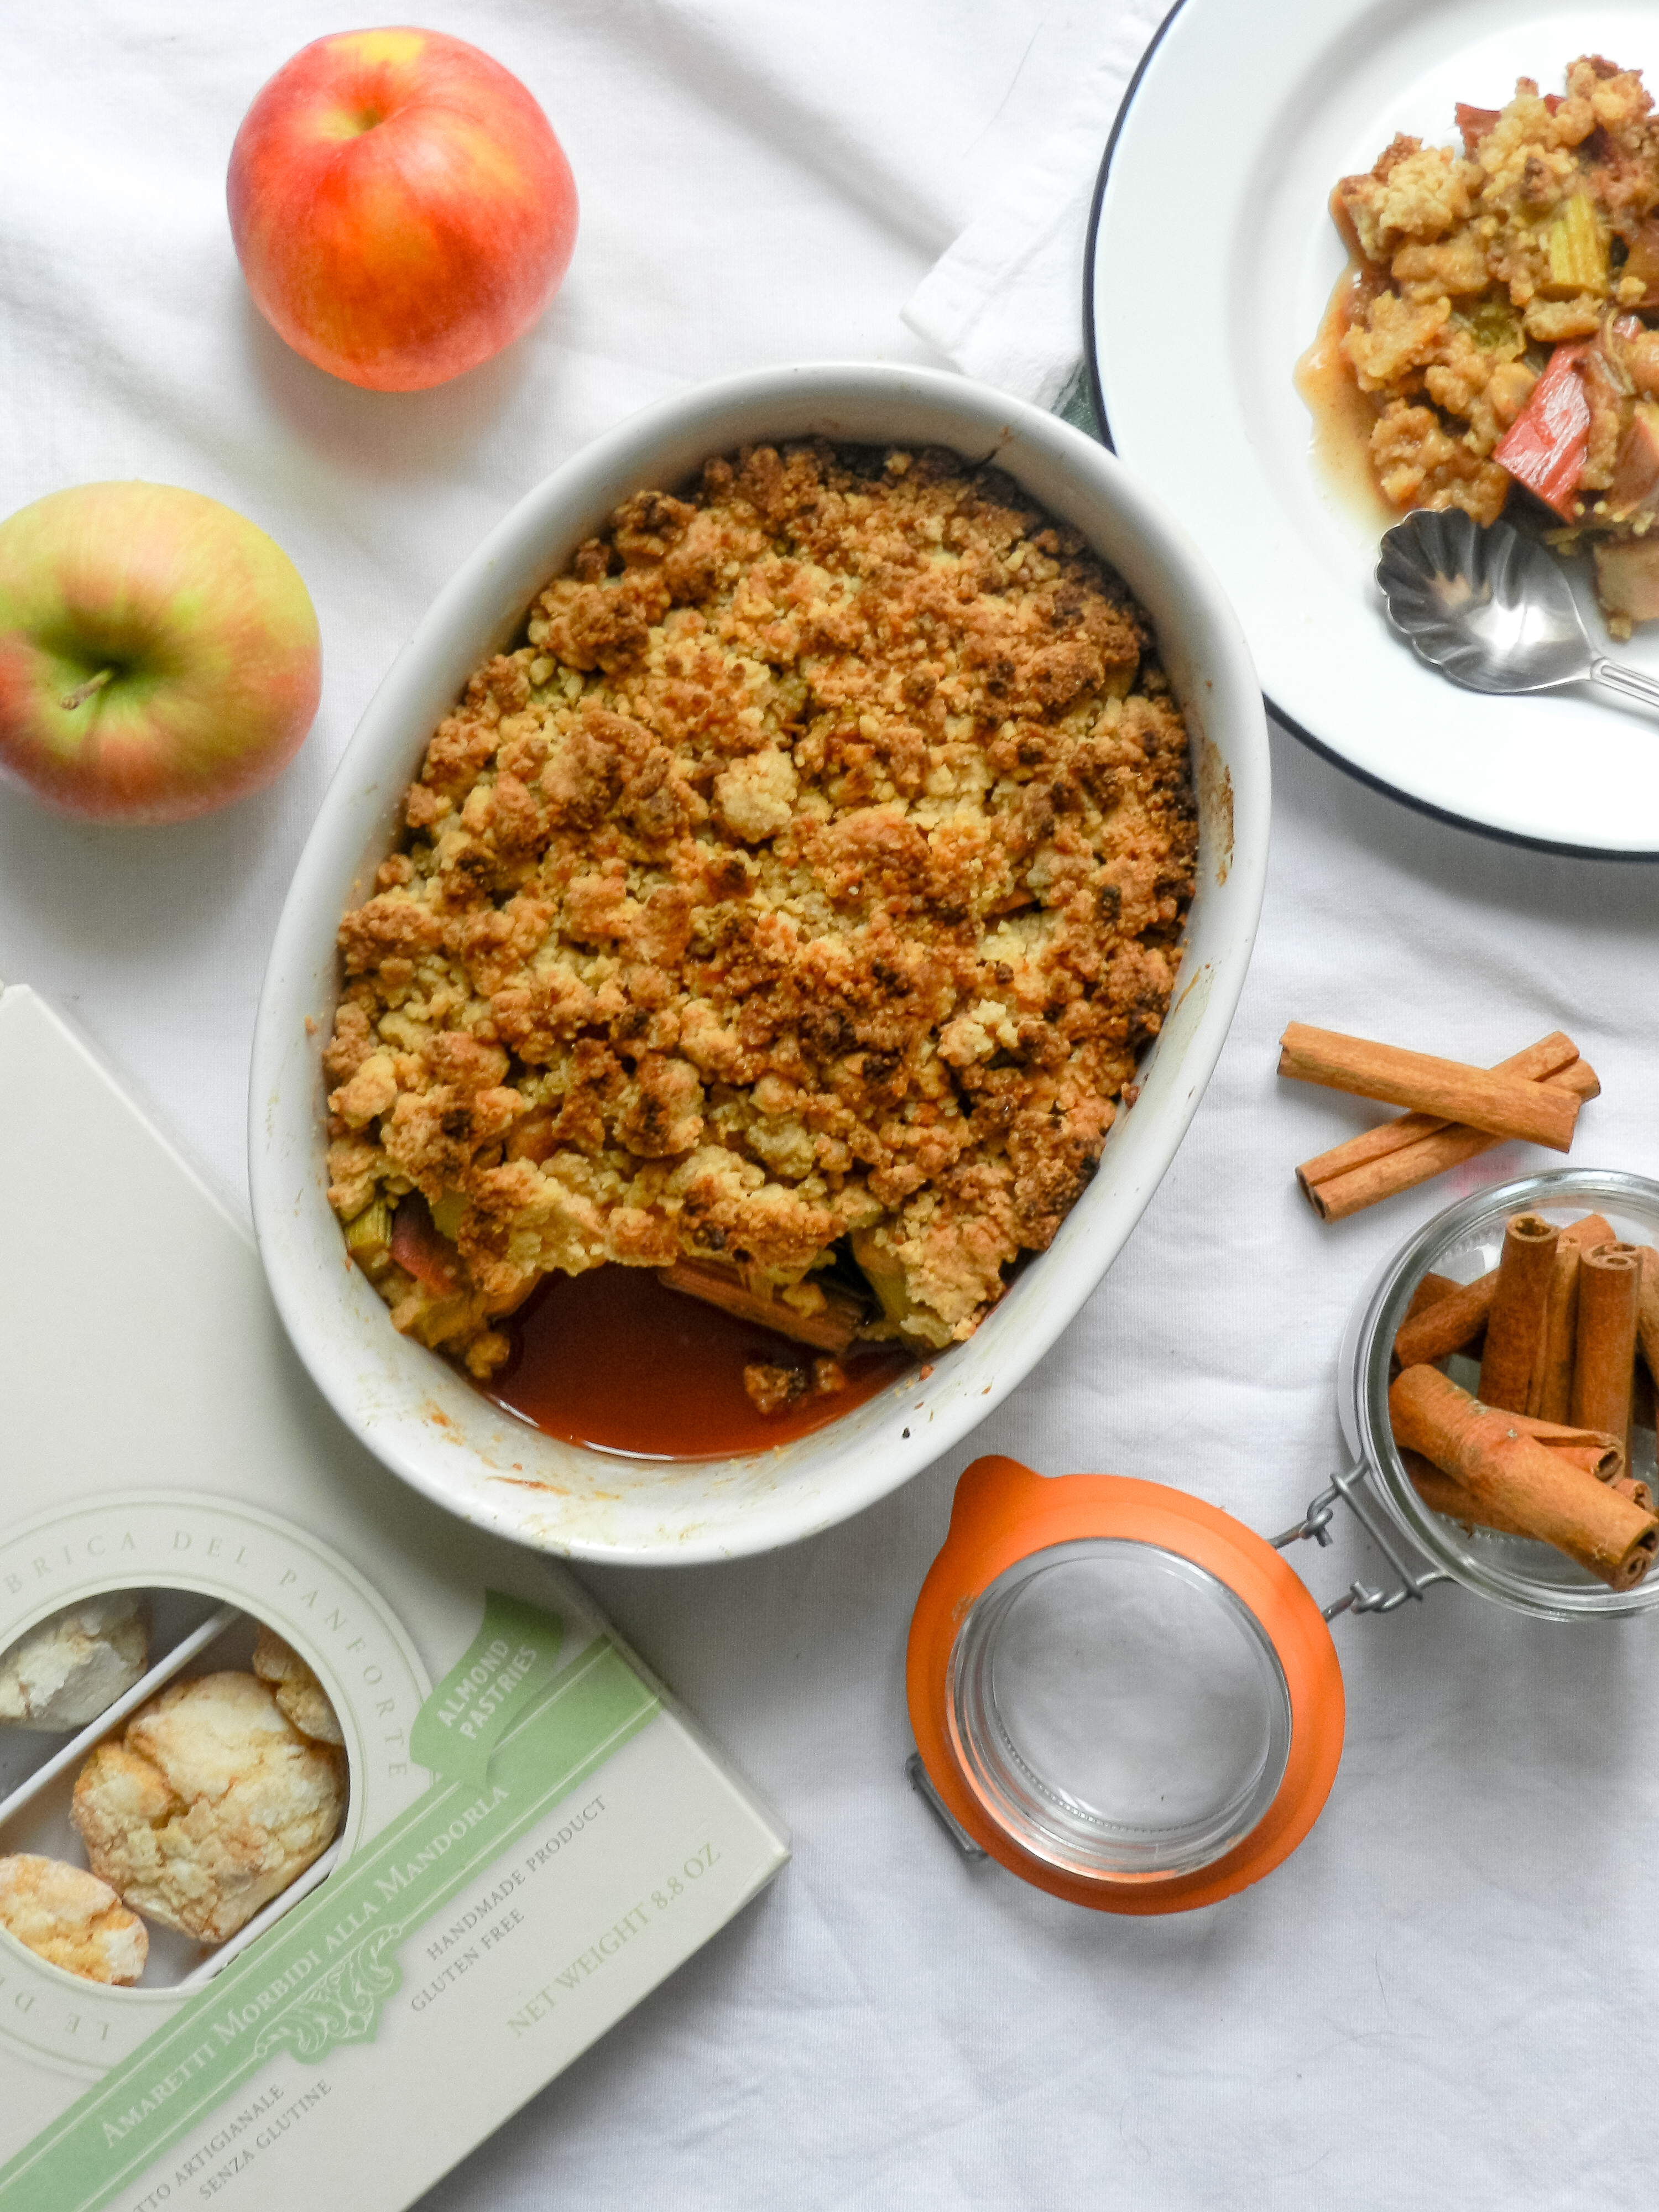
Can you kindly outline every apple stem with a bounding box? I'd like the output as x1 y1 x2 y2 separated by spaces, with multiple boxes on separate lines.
59 667 116 712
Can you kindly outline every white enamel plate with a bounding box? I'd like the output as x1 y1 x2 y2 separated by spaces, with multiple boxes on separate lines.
1088 0 1659 852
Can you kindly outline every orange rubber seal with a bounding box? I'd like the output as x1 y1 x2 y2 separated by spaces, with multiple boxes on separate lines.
907 1455 1345 1914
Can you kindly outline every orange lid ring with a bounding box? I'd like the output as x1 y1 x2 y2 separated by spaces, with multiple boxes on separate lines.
907 1456 1347 1914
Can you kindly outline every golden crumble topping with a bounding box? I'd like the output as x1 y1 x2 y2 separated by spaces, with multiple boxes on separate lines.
324 441 1197 1375
1323 56 1659 628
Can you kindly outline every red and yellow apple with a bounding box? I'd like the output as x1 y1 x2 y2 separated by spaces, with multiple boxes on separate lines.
227 27 578 392
0 483 322 825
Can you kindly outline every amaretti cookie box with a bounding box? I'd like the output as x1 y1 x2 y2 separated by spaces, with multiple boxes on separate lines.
0 981 789 2212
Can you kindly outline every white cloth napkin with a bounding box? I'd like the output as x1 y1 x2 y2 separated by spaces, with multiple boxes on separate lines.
902 0 1171 410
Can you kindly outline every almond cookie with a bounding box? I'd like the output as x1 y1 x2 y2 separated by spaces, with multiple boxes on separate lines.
0 1595 148 1730
251 1626 344 1747
0 1853 147 1984
71 1672 346 1944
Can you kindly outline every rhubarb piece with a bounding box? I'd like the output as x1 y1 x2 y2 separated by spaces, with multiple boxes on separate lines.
849 1224 957 1349
345 1194 393 1277
1468 298 1524 353
1455 103 1501 154
1615 216 1659 311
1607 400 1659 519
1495 343 1592 519
389 1192 463 1297
1545 192 1609 296
430 1187 469 1239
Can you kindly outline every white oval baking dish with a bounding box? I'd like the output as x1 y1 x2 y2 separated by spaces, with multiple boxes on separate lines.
249 361 1269 1564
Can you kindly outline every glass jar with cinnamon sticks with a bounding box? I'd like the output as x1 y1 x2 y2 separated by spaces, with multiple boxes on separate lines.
1340 1167 1659 1619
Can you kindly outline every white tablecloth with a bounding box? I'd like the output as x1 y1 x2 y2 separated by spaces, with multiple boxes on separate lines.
6 7 1659 2207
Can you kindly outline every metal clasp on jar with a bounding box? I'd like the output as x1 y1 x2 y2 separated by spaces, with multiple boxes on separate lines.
1270 1463 1454 1619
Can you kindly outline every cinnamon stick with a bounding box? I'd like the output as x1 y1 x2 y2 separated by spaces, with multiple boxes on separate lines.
1536 1211 1618 1420
1566 1213 1616 1253
1634 1246 1659 1385
657 1258 865 1354
1571 1243 1641 1448
1538 1238 1585 1425
1403 1451 1510 1532
1297 1033 1594 1220
1501 1410 1626 1481
1300 1033 1578 1181
1392 1212 1614 1372
1407 1452 1644 1528
1401 1271 1459 1323
1538 1441 1625 1481
1391 1364 1657 1588
1395 1272 1496 1368
1633 1355 1656 1443
1280 1023 1583 1152
1478 1213 1559 1413
1302 1057 1600 1220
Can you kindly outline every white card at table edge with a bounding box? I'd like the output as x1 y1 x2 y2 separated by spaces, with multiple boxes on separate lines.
1092 0 1659 852
0 979 789 2212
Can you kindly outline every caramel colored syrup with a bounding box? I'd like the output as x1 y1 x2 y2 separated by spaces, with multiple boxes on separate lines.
1293 253 1400 531
483 1263 915 1459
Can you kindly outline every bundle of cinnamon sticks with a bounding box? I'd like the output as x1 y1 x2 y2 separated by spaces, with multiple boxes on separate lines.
1390 1208 1659 1589
1284 1025 1599 1222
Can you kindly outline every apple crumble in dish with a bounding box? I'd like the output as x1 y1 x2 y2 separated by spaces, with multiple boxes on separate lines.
1326 56 1659 632
322 441 1196 1391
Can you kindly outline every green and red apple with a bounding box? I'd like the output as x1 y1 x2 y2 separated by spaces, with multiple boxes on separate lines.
227 27 579 393
0 482 321 824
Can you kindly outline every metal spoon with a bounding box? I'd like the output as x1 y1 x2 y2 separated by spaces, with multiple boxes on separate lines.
1376 507 1659 716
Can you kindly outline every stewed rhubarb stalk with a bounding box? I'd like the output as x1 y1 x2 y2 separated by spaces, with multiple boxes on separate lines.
1494 343 1593 521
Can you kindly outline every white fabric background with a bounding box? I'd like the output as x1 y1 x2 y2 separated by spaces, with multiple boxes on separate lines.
4 5 1659 2208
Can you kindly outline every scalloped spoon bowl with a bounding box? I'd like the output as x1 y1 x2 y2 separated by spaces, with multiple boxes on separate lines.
1376 508 1659 717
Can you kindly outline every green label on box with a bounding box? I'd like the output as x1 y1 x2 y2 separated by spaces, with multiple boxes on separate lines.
0 1623 657 2212
409 1589 565 1785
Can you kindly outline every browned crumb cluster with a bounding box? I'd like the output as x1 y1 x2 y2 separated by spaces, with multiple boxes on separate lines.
323 441 1197 1376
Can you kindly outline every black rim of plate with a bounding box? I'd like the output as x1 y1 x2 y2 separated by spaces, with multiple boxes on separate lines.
1081 0 1659 863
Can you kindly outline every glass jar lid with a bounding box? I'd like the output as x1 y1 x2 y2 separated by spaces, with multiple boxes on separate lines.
908 1456 1345 1912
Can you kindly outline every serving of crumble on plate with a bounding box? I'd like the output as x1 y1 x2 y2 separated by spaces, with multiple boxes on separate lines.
1328 56 1659 634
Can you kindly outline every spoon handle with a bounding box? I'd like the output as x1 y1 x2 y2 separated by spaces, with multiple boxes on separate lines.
1590 654 1659 716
